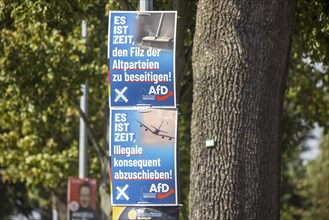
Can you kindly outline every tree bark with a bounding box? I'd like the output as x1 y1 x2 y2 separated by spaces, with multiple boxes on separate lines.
189 0 296 219
99 104 112 219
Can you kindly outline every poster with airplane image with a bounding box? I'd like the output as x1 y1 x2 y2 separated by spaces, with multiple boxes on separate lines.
108 11 177 107
110 107 177 205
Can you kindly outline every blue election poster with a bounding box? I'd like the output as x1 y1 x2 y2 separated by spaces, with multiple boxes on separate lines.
108 11 177 107
110 108 177 205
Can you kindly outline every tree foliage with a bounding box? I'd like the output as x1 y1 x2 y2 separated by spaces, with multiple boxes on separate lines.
281 0 329 218
0 0 195 218
0 0 109 218
285 0 329 133
295 134 329 219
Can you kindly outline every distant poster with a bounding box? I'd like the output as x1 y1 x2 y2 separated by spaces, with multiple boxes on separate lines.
112 206 179 220
110 108 178 205
67 177 97 220
108 11 177 107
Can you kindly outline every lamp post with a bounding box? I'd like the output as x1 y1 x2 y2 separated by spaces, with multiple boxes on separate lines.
79 20 88 179
140 0 153 11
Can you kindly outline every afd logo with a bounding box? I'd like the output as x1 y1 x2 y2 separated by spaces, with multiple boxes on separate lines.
149 183 175 199
148 86 174 101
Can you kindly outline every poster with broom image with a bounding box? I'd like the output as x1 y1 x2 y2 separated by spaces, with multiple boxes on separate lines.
108 11 177 108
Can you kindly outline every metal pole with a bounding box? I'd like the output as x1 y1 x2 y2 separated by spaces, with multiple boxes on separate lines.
140 0 153 11
52 209 58 220
79 20 88 179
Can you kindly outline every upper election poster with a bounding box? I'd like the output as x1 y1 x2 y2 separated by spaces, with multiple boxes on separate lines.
110 108 178 205
108 11 177 107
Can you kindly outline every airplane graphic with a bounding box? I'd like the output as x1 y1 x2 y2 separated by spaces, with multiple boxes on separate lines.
136 119 174 140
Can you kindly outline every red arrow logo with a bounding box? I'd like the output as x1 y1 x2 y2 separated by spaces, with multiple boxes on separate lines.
157 188 175 199
156 91 174 101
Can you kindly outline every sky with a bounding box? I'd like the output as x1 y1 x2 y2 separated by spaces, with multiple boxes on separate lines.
300 124 323 164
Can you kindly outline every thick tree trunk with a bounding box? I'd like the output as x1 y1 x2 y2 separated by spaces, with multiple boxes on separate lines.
189 0 296 219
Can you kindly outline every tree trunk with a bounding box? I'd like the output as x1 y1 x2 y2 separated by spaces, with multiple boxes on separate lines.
189 0 296 219
51 190 66 220
99 105 111 219
99 181 112 219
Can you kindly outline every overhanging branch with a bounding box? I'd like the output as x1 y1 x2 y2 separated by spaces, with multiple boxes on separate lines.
74 102 109 162
117 0 135 11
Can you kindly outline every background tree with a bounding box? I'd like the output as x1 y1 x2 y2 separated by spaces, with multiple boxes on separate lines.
281 0 328 218
0 1 109 218
292 133 329 219
189 0 296 219
0 0 195 219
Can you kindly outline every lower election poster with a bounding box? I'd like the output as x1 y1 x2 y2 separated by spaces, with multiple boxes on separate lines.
67 177 97 220
110 108 178 205
112 206 179 220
